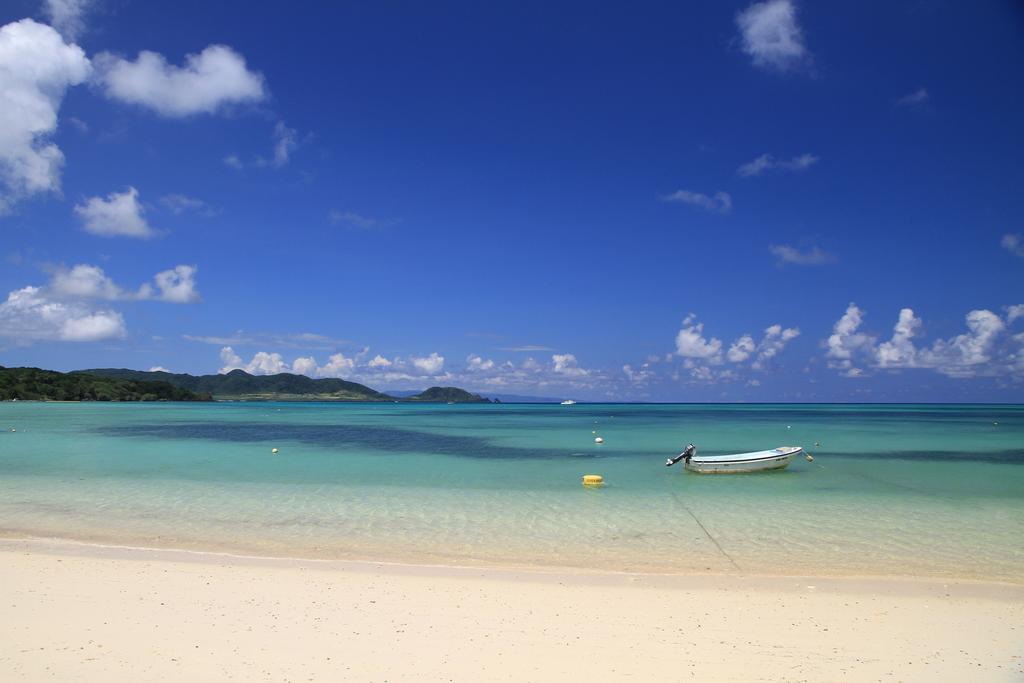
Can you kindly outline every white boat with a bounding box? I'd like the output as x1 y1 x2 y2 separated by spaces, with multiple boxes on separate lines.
667 445 802 473
560 400 576 405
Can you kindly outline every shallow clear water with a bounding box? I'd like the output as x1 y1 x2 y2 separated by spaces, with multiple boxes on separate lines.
1 402 1022 580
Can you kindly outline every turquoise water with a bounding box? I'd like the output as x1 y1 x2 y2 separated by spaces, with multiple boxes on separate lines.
1 402 1023 581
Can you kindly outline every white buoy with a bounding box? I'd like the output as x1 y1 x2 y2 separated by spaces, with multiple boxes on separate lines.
805 453 814 462
271 448 279 454
594 437 604 444
786 425 791 429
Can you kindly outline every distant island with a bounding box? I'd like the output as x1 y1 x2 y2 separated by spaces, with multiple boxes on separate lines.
79 368 492 403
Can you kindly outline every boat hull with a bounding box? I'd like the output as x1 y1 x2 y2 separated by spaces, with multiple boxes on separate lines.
683 447 801 474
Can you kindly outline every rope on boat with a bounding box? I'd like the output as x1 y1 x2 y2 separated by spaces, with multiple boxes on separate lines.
670 491 740 571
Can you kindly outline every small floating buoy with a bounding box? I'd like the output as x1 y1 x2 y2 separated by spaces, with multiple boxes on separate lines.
594 437 604 444
271 448 279 454
993 422 998 426
10 428 15 432
814 442 820 447
805 453 814 462
582 474 604 486
786 425 791 429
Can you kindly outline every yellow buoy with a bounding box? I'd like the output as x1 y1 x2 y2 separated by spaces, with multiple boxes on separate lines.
805 453 814 462
582 474 604 486
594 436 604 444
271 448 279 454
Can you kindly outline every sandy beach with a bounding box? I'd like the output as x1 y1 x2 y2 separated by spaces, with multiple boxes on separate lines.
1 539 1021 681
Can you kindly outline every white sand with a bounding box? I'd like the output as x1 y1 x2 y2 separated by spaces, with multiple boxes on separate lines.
1 538 1021 681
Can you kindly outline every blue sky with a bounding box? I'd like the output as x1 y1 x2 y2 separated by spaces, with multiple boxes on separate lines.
1 0 1023 401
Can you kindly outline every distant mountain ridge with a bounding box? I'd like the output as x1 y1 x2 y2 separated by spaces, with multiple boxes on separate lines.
83 368 491 403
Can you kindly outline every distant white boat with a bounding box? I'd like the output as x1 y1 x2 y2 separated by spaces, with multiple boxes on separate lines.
667 444 802 474
560 400 576 405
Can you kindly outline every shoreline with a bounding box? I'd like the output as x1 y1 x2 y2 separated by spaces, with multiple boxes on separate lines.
2 536 1024 593
3 537 1022 681
4 531 1023 587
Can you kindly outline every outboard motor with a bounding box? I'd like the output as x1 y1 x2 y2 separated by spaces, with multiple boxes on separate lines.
666 443 696 467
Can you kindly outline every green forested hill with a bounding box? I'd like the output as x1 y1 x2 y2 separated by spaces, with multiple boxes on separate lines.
82 369 491 402
0 367 212 402
84 368 393 401
406 386 491 403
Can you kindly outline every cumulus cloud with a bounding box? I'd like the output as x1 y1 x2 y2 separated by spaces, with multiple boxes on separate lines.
727 334 756 363
42 0 92 40
75 186 158 238
736 0 809 72
672 314 800 383
219 347 289 375
552 353 589 377
95 44 266 117
368 354 392 368
752 324 800 369
0 19 91 213
150 265 200 303
43 262 200 304
662 189 732 214
466 354 495 371
318 352 356 378
896 87 929 107
825 303 1024 378
411 352 445 374
675 314 723 361
148 365 169 372
738 153 818 177
769 244 834 266
1002 233 1024 258
0 285 125 342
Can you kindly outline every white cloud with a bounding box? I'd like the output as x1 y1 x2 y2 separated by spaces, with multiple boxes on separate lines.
736 0 809 72
290 356 317 377
663 189 732 214
0 19 91 213
727 334 756 363
769 244 834 265
148 365 169 372
75 186 157 238
466 354 495 371
896 87 929 107
551 353 590 377
1007 305 1024 324
1002 233 1024 258
752 324 800 369
95 44 266 117
271 121 297 167
219 346 243 371
160 193 210 215
45 262 199 303
318 352 356 378
411 352 445 374
738 152 818 177
50 264 128 299
43 0 92 40
0 285 125 342
826 303 875 375
151 264 200 303
222 154 243 170
875 308 921 368
675 314 723 361
368 354 392 368
622 363 655 384
826 304 1023 378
